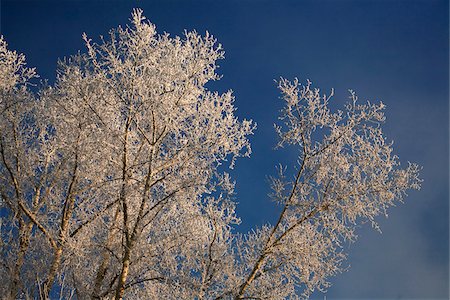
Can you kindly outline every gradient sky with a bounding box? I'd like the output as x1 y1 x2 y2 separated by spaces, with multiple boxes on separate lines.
1 1 448 299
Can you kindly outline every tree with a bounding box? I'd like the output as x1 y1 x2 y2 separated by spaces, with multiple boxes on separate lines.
0 9 421 300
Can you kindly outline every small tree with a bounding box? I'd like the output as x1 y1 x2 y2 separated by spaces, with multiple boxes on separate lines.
0 9 421 300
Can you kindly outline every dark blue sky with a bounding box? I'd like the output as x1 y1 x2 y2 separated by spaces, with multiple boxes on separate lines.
2 1 448 299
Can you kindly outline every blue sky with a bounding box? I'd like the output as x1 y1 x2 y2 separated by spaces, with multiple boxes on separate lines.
2 0 448 299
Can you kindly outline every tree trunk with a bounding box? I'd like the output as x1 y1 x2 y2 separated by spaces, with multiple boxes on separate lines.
42 247 63 298
92 206 120 299
114 246 132 300
42 196 76 299
9 218 32 299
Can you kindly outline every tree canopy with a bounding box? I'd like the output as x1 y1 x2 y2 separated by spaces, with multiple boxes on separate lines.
0 9 421 299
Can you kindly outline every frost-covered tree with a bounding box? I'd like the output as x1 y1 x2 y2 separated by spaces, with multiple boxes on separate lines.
0 9 420 300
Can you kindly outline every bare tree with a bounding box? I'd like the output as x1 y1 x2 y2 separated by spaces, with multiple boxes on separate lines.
0 9 420 300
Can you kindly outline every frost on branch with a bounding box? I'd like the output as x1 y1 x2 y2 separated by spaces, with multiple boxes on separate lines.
0 37 36 93
0 9 420 300
232 78 421 299
1 9 253 299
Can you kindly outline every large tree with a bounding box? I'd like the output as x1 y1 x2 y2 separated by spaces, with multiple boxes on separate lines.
0 9 421 300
